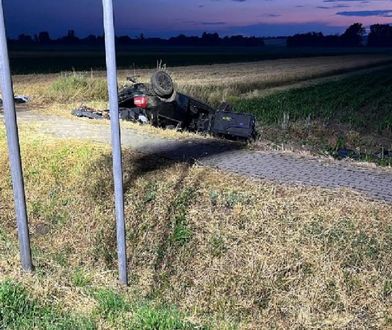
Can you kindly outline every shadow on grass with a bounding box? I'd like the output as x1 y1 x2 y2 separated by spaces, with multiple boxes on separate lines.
86 137 245 271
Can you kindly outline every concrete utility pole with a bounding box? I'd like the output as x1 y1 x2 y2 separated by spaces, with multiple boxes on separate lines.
0 0 33 272
102 0 128 285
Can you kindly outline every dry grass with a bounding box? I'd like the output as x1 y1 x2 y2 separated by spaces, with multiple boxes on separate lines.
0 125 391 329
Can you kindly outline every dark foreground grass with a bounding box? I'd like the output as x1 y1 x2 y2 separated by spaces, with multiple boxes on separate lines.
234 67 392 163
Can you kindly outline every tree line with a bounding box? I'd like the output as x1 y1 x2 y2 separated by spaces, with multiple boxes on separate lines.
10 31 265 47
287 23 392 48
9 23 392 48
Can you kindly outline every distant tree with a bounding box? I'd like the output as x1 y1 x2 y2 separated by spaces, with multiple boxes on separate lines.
117 35 132 45
9 30 264 48
287 32 326 47
60 30 80 44
38 31 51 44
201 32 220 46
223 35 264 47
287 23 365 48
340 23 365 47
167 32 263 47
368 24 392 47
85 34 97 42
17 33 33 44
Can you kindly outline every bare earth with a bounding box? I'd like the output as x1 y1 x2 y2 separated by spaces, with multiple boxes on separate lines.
3 110 392 203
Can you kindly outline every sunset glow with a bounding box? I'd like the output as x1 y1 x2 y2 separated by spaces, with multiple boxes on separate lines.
4 0 392 37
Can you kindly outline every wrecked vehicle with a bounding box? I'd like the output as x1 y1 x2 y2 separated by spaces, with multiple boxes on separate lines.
72 71 256 140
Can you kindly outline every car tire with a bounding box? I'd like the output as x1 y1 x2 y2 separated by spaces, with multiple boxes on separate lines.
150 70 174 98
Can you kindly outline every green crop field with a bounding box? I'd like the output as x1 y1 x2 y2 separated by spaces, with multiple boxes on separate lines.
235 67 392 130
234 66 392 164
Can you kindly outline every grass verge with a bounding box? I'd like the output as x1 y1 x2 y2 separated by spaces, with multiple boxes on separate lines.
0 120 391 329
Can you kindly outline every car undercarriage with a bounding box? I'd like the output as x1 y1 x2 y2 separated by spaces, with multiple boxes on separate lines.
72 70 256 140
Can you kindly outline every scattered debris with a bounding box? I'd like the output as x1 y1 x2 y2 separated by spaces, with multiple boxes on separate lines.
72 106 107 120
72 71 256 140
0 95 30 108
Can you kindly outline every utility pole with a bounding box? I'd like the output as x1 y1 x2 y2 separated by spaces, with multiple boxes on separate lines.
102 0 128 285
0 0 33 272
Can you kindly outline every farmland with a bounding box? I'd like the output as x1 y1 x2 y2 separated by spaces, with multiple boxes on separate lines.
11 53 392 164
1 53 392 329
13 53 392 105
9 45 392 74
234 65 392 164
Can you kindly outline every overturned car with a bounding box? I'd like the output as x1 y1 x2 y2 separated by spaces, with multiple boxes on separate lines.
72 71 256 140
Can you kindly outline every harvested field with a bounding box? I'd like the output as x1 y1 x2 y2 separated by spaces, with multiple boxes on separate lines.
13 54 392 106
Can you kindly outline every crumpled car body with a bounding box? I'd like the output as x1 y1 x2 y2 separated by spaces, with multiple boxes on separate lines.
73 71 256 140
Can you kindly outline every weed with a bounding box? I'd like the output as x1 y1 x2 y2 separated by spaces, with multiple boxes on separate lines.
343 271 361 295
170 188 195 246
224 191 249 208
93 289 200 329
51 245 73 267
128 303 199 330
48 73 108 103
92 228 116 267
383 280 392 298
144 182 158 204
209 191 219 206
94 289 130 319
209 235 227 257
172 221 193 246
72 268 92 288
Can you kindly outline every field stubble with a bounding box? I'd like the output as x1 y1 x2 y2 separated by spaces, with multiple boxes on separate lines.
13 54 392 106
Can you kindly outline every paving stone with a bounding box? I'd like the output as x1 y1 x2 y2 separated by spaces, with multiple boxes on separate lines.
3 111 392 203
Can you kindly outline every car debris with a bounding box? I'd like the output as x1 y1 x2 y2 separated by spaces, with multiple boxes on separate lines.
0 95 30 107
72 71 256 140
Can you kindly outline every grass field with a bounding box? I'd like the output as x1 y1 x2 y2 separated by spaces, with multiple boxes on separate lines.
0 126 391 329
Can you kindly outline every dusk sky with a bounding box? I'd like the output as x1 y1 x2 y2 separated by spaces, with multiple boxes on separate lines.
3 0 392 38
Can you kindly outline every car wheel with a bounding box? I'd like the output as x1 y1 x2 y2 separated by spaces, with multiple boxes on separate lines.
151 70 174 98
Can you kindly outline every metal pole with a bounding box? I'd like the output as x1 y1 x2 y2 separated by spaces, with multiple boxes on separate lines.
102 0 128 285
0 0 33 272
